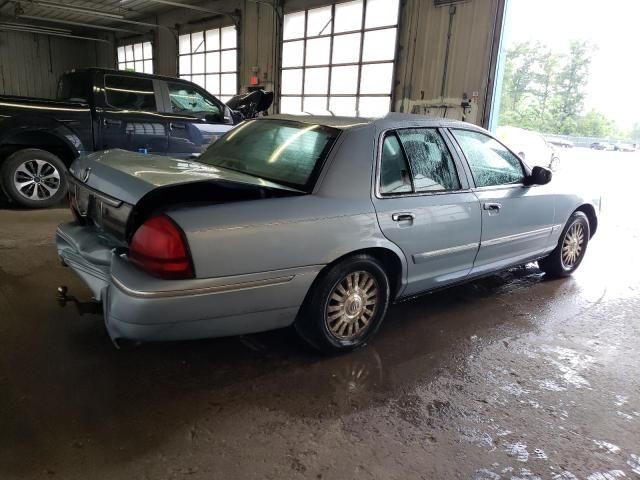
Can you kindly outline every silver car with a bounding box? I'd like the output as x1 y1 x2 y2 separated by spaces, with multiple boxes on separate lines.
56 114 600 353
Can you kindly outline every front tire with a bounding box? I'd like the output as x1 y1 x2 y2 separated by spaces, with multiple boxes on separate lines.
295 254 390 354
1 149 68 208
539 211 590 277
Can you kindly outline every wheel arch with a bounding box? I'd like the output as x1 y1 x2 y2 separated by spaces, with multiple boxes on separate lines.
574 203 598 238
0 129 83 168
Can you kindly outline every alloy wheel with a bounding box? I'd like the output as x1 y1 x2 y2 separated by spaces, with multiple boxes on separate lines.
325 271 379 340
561 222 585 269
13 159 61 202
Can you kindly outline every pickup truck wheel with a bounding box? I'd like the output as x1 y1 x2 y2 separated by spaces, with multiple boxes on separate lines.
539 211 590 278
1 149 68 208
295 254 390 354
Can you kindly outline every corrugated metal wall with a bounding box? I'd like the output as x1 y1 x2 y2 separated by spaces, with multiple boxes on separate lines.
0 30 113 99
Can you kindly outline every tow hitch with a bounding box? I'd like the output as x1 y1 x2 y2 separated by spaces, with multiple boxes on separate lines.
56 286 102 315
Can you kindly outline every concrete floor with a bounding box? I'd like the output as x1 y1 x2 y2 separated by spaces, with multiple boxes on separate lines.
1 150 639 480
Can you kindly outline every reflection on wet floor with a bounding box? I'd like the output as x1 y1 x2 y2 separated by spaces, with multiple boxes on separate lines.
0 149 639 479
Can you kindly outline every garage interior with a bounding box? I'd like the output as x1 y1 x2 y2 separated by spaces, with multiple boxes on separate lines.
1 1 639 479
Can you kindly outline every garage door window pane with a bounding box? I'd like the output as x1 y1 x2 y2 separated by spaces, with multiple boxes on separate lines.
306 37 331 66
281 69 303 95
303 96 329 114
206 52 220 73
134 43 143 60
365 0 400 28
118 41 154 74
329 96 357 116
221 26 236 49
221 50 236 72
359 96 390 116
125 45 133 60
179 34 190 54
282 40 304 68
191 32 204 53
307 6 332 36
192 53 205 74
362 28 397 61
304 67 329 94
221 73 237 95
205 29 220 50
192 75 206 89
179 55 191 75
206 74 220 95
332 33 361 64
330 65 358 94
360 63 393 94
284 11 305 40
280 96 302 114
117 46 125 61
335 1 363 32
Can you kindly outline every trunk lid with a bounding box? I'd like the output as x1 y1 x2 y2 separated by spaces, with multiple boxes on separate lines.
68 149 302 241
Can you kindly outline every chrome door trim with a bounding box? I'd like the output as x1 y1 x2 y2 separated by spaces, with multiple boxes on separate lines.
481 226 554 247
413 242 480 264
112 274 295 299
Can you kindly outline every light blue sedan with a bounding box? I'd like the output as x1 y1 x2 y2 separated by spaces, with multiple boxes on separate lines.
56 114 600 353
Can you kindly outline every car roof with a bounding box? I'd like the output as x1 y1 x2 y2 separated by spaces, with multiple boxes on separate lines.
265 112 481 131
64 67 195 84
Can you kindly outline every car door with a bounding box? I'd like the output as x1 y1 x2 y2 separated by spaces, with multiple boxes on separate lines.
99 74 169 154
448 128 557 275
372 127 482 297
161 81 234 158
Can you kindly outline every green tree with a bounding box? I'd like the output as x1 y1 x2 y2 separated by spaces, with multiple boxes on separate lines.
548 41 593 134
575 110 616 137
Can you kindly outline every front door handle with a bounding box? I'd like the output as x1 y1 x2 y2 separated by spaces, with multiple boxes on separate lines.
483 202 502 211
170 122 187 130
392 212 415 222
103 118 122 126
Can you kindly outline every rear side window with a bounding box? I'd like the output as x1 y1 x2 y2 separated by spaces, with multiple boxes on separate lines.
167 82 222 117
451 129 524 187
104 75 156 111
397 128 461 192
57 73 90 102
380 133 412 195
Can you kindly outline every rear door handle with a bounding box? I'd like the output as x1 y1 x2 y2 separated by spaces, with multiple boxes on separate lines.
483 202 502 211
103 118 122 126
392 212 415 222
170 122 187 130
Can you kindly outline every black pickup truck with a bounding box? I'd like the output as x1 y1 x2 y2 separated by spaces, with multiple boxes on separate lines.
0 68 270 208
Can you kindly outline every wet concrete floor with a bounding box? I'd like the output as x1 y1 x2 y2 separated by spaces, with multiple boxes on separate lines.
0 150 639 479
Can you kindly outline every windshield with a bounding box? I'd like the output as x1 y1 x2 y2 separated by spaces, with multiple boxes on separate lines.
198 119 340 190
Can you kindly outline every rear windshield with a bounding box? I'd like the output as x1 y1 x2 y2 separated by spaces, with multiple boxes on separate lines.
198 119 340 191
57 72 91 103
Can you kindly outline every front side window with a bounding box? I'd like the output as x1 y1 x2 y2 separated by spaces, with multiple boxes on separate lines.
104 75 156 111
397 128 460 192
452 130 524 187
117 41 153 74
198 120 339 190
167 82 222 117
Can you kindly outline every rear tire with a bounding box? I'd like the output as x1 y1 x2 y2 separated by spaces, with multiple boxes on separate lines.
295 254 390 354
539 211 590 278
1 149 68 208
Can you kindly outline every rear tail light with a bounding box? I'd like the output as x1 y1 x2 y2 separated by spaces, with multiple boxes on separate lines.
129 215 194 279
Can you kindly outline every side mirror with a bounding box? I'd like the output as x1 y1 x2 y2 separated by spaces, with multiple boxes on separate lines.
525 166 552 186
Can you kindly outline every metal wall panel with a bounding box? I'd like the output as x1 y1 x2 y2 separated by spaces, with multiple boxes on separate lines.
0 30 113 98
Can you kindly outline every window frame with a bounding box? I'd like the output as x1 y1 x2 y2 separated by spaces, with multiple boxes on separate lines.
446 127 530 191
375 127 470 199
280 0 401 116
177 25 239 102
102 73 161 113
117 40 154 74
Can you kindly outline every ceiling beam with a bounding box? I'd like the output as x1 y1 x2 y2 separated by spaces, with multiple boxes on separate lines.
18 14 142 33
0 24 111 42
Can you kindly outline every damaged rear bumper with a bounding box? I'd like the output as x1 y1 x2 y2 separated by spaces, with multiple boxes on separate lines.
56 222 320 344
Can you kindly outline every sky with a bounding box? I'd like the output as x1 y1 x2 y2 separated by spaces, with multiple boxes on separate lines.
503 0 640 130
